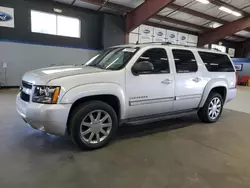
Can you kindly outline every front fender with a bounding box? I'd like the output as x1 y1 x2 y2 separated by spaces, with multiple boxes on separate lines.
60 83 126 119
199 78 228 108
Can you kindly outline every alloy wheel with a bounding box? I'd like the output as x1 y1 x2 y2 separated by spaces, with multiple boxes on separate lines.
80 110 112 144
208 97 222 120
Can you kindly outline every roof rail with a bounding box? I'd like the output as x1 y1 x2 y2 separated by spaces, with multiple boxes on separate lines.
133 41 171 45
132 41 215 51
135 41 194 48
162 42 214 51
211 48 223 52
161 42 191 47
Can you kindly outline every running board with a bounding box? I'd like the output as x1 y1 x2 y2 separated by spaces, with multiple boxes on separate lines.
120 109 197 126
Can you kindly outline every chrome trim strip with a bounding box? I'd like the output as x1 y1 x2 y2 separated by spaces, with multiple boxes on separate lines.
129 97 174 106
129 94 201 106
175 94 201 101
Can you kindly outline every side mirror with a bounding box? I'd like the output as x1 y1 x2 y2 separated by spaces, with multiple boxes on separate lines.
132 61 154 75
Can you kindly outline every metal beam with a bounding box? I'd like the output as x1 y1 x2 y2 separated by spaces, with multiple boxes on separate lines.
226 35 246 42
154 15 206 31
80 0 248 42
82 0 206 32
209 0 250 31
80 0 132 12
168 3 250 33
167 4 227 24
80 0 103 6
210 0 250 17
126 0 174 32
198 17 250 46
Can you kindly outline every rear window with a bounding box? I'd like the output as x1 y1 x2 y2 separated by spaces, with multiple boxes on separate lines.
198 51 234 72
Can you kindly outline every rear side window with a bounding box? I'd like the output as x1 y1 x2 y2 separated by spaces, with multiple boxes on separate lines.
198 51 234 72
172 49 198 73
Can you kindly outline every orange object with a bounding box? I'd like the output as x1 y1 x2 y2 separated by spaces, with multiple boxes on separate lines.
52 87 60 104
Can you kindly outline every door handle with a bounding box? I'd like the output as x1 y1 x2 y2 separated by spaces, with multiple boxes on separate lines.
161 79 173 85
192 77 201 83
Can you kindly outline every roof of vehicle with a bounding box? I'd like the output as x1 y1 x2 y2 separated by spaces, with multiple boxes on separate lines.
112 43 228 55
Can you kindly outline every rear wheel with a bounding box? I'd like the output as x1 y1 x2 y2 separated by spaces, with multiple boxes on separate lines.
198 92 223 123
69 101 118 150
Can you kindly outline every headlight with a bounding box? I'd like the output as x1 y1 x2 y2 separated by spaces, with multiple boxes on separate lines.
32 86 60 104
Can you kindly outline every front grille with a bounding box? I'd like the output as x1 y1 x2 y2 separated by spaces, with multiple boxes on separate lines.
22 80 32 89
20 92 30 102
21 80 32 102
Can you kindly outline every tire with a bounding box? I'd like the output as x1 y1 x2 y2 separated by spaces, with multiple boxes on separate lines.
69 101 118 150
198 92 224 123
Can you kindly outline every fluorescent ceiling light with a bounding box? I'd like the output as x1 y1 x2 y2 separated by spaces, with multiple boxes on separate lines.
219 6 242 17
231 11 242 17
196 0 209 4
219 6 232 13
209 22 222 28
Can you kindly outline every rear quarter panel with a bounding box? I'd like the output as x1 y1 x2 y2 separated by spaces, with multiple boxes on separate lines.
197 52 236 107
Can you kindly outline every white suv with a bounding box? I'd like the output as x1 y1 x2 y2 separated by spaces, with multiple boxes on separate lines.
16 44 237 150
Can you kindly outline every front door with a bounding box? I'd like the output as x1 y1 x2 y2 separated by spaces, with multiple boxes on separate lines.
125 47 175 119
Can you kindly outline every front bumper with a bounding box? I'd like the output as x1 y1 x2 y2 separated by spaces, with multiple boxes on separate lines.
16 93 72 136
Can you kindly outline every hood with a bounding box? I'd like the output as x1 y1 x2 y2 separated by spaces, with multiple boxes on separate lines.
22 65 108 85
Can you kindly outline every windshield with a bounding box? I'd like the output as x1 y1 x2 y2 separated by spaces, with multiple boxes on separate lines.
85 47 139 70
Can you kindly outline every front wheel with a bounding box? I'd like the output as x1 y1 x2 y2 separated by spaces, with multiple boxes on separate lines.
198 92 223 123
69 101 118 150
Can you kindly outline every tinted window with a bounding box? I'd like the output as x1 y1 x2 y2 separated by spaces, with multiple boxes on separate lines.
198 51 234 72
172 49 198 73
137 48 170 74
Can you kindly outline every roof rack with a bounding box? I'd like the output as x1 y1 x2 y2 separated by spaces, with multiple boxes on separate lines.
133 41 211 50
210 48 223 52
131 42 224 52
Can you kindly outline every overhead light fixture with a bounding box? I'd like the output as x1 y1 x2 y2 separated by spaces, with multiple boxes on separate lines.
53 8 62 13
219 6 242 17
219 6 232 14
209 22 222 28
196 0 210 4
231 11 242 17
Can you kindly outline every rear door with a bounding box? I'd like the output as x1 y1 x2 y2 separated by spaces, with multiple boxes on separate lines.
170 49 205 111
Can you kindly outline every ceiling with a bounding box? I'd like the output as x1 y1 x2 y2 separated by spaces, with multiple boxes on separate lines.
54 0 250 42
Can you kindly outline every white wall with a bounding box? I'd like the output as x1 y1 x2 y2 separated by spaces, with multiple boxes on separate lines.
0 41 99 86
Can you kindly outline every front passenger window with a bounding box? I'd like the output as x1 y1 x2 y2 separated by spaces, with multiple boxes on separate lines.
136 48 170 74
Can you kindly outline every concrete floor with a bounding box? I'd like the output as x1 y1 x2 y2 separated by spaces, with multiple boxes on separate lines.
1 88 250 188
225 86 250 114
